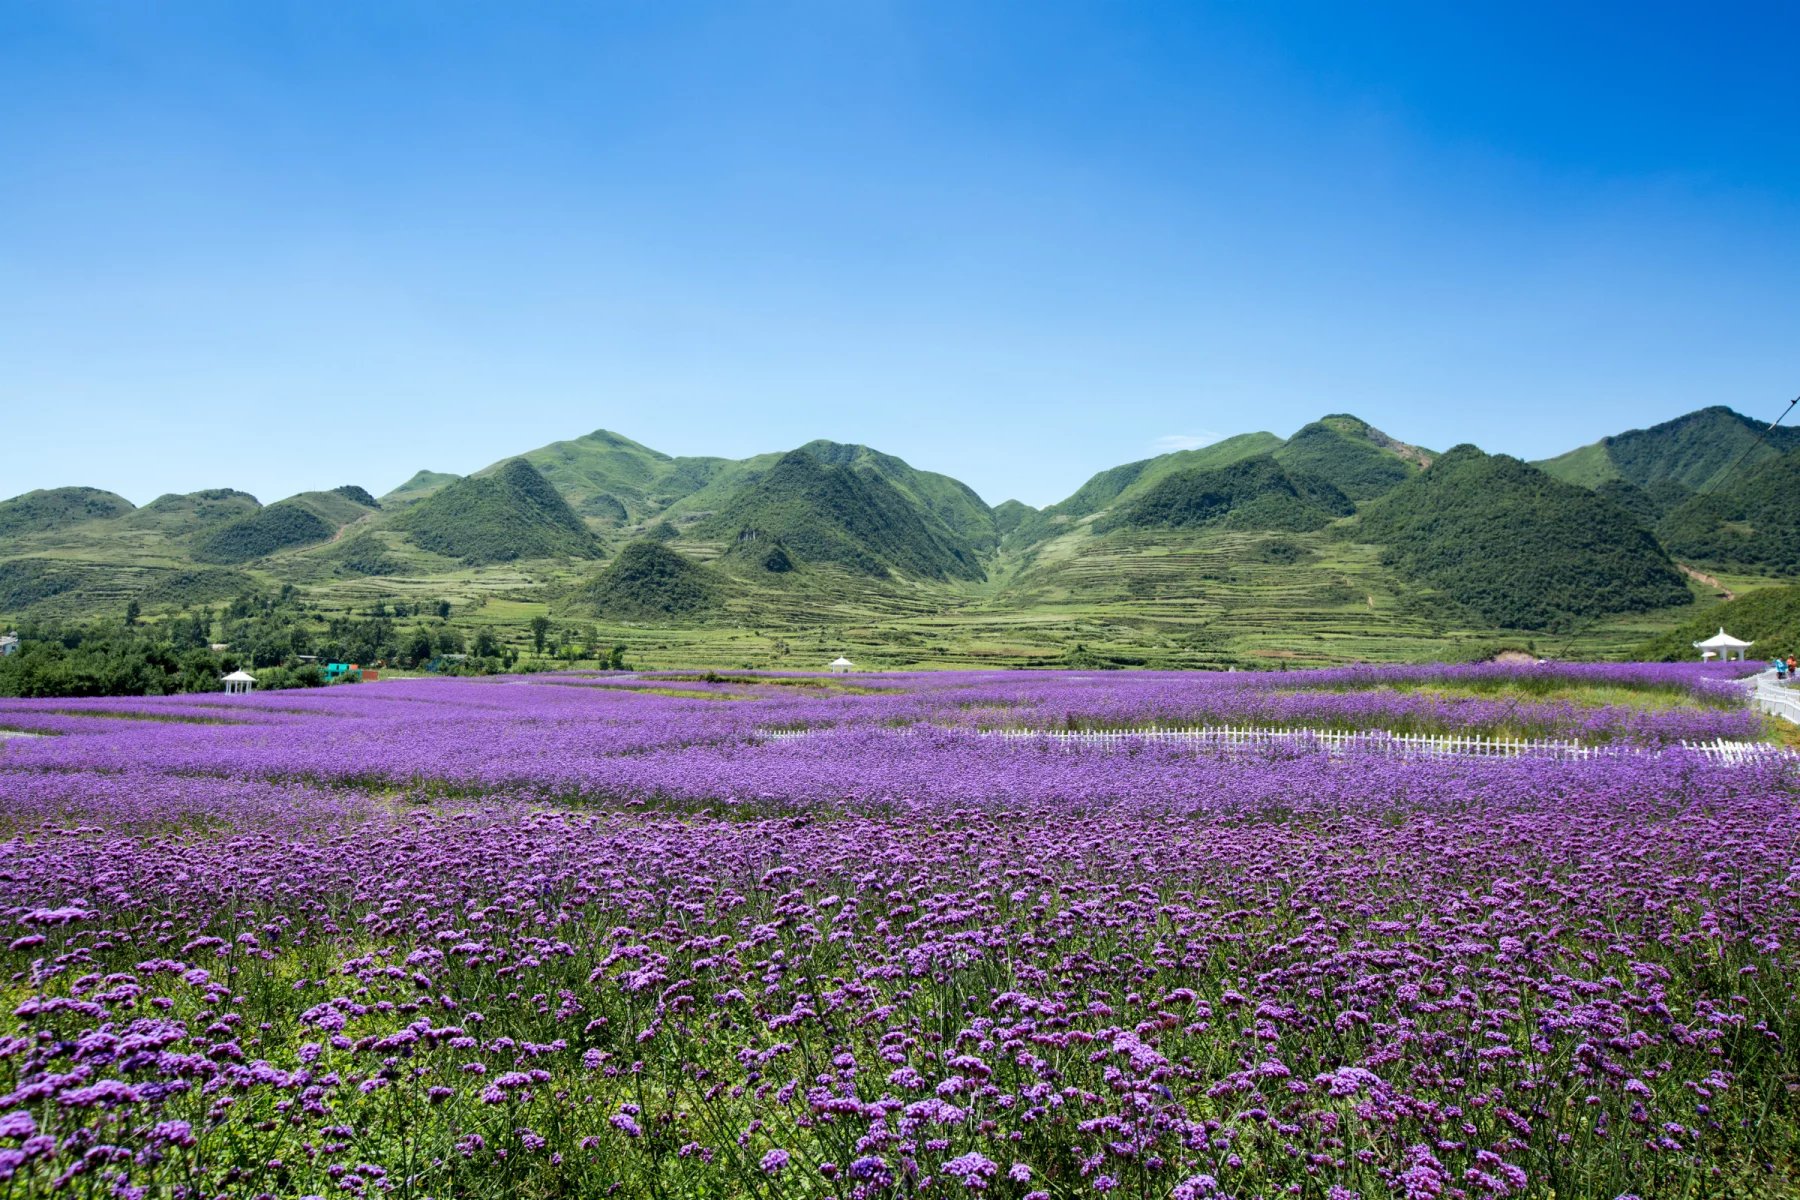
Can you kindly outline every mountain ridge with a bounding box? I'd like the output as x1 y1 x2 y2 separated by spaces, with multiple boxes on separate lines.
4 405 1791 663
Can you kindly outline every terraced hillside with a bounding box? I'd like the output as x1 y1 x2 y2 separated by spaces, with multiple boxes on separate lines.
5 406 1787 670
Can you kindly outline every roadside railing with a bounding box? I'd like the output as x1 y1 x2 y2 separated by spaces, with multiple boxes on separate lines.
1749 675 1800 726
758 723 1793 764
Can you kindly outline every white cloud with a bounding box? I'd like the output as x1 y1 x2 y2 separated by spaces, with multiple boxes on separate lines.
1152 432 1223 453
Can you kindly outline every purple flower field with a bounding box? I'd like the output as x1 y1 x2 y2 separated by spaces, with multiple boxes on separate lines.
0 665 1796 1198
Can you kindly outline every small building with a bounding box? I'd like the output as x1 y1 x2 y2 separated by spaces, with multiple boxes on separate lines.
0 633 18 657
828 656 855 674
1693 628 1753 662
222 669 257 695
209 642 230 653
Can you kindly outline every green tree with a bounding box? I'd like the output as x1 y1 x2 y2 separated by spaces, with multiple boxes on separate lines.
530 615 551 657
125 598 141 626
473 629 500 658
404 627 436 668
608 644 629 670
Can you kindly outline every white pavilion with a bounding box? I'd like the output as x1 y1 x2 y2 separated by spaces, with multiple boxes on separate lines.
828 656 855 674
1692 628 1753 662
222 668 258 695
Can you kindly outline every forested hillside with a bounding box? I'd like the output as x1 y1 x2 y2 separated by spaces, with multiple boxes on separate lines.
570 540 721 620
689 450 987 581
396 459 602 564
1270 415 1431 501
1355 446 1691 630
1536 406 1800 491
1657 448 1800 575
0 487 134 537
7 406 1785 667
1097 456 1354 533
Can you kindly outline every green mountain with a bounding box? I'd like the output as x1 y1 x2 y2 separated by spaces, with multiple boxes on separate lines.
0 487 134 538
992 499 1035 538
1097 456 1354 534
395 459 601 565
1355 445 1690 630
191 488 378 564
1008 432 1284 545
1591 478 1693 530
1656 448 1800 575
1270 414 1432 502
501 429 731 524
1634 584 1800 661
570 540 721 620
1535 406 1800 491
689 449 986 581
380 470 460 508
122 489 262 535
2 411 1763 666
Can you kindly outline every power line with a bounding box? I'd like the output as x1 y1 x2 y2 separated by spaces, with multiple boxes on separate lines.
1701 393 1800 495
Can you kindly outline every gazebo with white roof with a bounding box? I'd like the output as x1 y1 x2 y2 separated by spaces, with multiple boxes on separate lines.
827 656 855 674
1692 628 1753 662
222 669 258 695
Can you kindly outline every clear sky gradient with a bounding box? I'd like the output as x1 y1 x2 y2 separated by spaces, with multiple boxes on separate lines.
4 2 1798 507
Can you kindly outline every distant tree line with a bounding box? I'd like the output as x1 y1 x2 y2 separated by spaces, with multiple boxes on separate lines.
0 588 527 698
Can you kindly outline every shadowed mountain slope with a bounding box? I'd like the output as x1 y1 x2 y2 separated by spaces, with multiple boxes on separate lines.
1356 446 1690 630
1657 448 1800 575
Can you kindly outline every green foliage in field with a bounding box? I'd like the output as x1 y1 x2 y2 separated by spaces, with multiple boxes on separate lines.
1536 405 1800 491
1356 445 1692 630
571 540 721 620
1270 413 1431 502
1634 584 1800 661
0 620 232 696
1098 456 1355 534
1658 448 1800 574
0 486 134 537
691 449 987 580
397 459 602 565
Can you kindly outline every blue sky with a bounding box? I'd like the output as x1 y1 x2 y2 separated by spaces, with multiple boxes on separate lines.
4 2 1798 508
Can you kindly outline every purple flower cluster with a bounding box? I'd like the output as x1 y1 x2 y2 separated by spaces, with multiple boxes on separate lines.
0 665 1794 1197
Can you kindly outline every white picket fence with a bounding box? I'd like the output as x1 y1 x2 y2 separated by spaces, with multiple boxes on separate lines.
757 724 1789 764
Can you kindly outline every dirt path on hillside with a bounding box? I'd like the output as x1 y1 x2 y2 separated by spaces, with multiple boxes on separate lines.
1677 563 1735 600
